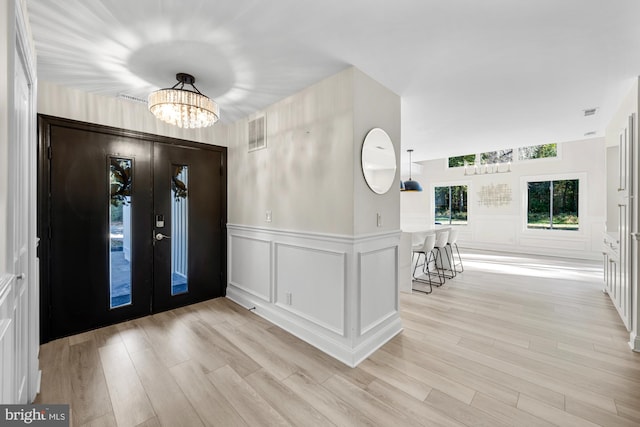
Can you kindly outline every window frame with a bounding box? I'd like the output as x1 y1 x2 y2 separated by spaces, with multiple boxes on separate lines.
432 180 472 226
520 172 586 235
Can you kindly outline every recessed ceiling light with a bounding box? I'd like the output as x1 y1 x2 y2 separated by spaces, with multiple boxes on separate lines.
583 108 598 117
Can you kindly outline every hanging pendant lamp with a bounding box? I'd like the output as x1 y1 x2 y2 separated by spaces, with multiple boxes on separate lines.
148 73 219 128
402 149 423 191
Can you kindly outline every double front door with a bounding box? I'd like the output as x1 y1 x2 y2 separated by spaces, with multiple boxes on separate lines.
39 117 227 341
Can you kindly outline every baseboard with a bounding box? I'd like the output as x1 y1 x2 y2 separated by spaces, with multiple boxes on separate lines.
226 287 403 367
630 332 640 352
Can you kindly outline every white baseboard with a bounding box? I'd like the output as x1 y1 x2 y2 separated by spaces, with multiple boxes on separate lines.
227 286 402 367
630 332 640 352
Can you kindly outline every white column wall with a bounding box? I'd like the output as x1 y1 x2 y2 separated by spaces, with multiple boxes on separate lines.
226 67 402 367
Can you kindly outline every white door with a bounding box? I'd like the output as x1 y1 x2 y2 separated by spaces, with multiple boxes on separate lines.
10 42 32 404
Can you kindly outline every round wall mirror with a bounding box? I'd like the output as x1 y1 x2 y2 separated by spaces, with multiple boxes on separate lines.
361 128 397 194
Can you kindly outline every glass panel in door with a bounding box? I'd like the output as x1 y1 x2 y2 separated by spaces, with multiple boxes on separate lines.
109 158 133 308
171 165 188 295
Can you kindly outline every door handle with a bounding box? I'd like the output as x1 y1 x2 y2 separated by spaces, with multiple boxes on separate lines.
16 273 25 280
155 233 171 241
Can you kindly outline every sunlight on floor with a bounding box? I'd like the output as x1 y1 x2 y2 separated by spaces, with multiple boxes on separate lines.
462 251 602 282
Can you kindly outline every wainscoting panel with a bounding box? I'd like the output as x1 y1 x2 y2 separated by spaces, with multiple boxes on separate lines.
229 235 271 302
359 246 398 335
275 243 346 335
226 224 403 367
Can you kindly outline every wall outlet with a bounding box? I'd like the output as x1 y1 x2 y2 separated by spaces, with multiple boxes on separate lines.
285 292 292 305
377 213 383 227
265 210 272 222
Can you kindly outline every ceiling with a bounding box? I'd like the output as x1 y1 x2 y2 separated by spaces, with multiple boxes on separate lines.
26 0 640 161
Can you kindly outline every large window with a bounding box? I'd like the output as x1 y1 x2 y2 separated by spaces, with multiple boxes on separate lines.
435 185 468 225
527 179 579 230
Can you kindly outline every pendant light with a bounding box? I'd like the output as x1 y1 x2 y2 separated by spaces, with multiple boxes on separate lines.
402 149 423 191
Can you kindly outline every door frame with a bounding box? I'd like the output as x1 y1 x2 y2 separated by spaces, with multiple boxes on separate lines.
37 115 228 343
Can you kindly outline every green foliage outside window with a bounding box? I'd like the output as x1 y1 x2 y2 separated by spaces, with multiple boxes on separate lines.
448 154 476 168
435 185 468 225
527 179 578 230
519 143 557 160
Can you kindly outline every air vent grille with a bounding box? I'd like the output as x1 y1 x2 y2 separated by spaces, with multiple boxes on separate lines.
118 93 148 104
248 114 266 152
583 108 597 117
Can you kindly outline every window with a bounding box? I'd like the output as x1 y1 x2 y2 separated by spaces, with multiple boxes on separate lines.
519 143 557 160
448 154 476 168
481 149 513 164
527 179 579 230
435 185 468 225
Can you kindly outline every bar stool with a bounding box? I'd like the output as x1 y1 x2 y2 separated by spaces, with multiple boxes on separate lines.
446 228 464 273
433 230 454 280
411 234 443 293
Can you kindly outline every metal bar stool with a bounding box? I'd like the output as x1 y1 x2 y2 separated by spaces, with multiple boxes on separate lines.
411 234 443 293
434 230 455 280
446 228 464 274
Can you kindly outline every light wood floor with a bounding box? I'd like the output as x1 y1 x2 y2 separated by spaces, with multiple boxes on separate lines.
36 251 640 426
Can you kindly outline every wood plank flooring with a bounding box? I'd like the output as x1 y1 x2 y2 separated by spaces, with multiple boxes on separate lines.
35 251 640 426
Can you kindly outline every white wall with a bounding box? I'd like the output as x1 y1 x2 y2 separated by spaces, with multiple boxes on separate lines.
227 68 355 235
401 138 607 260
38 81 227 146
227 67 401 236
606 78 638 148
352 68 401 235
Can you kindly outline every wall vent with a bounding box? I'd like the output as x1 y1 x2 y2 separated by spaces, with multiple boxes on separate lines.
584 131 597 136
248 114 266 152
118 93 148 104
583 108 597 117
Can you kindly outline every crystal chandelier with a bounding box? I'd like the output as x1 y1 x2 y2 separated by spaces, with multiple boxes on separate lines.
148 73 219 128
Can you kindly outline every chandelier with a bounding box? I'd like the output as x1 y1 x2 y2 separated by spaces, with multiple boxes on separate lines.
148 73 219 128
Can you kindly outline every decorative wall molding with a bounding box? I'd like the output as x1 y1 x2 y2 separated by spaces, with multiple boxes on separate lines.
0 273 15 403
274 242 347 335
358 246 398 335
229 234 271 302
226 224 403 367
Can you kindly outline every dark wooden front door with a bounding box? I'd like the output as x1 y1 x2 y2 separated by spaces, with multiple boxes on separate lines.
39 116 227 342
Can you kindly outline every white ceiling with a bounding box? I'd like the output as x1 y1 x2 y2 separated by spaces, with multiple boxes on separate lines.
26 0 640 161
